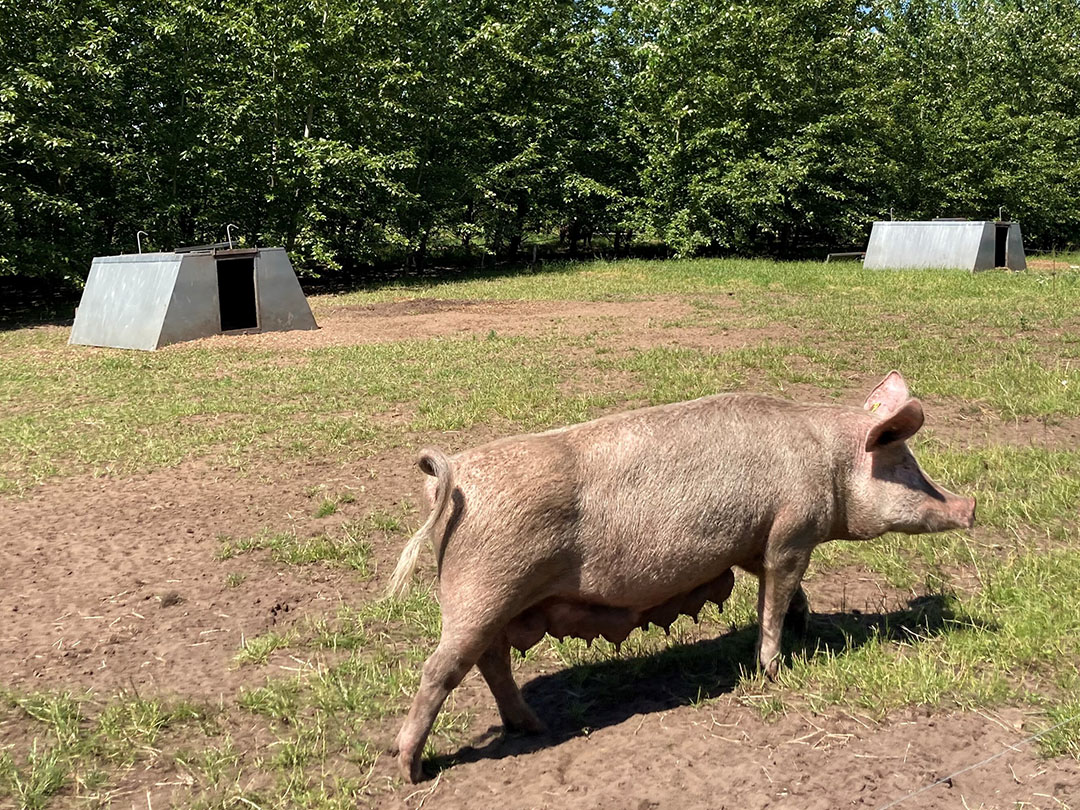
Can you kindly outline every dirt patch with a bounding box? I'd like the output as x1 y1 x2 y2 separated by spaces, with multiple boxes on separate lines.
0 453 422 699
1028 258 1080 271
802 564 917 615
352 298 490 318
398 704 1079 810
185 297 722 351
919 402 1080 449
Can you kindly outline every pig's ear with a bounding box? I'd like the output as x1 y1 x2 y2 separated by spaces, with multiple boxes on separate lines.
863 370 911 416
865 398 925 451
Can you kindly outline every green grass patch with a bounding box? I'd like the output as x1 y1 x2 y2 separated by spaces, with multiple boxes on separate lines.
773 549 1080 721
0 333 620 493
1036 681 1080 759
0 741 66 810
5 260 1076 492
611 335 1078 419
314 491 356 518
236 630 297 667
223 594 455 805
224 571 246 588
0 692 213 809
218 524 377 575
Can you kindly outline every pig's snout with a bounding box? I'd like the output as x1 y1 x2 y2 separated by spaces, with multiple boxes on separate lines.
937 492 976 531
920 481 976 534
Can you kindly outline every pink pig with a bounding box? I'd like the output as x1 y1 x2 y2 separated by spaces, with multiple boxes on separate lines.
388 371 975 782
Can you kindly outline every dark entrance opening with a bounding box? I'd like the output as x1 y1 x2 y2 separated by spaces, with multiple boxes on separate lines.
994 224 1009 268
217 256 258 331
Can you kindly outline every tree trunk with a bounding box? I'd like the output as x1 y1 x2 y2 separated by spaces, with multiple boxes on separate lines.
504 193 529 261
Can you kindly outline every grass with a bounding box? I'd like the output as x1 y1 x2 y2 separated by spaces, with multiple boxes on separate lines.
218 525 377 576
215 507 413 579
225 571 246 588
314 491 356 518
772 548 1080 715
220 593 451 806
0 692 212 808
2 257 1079 807
2 261 1077 494
0 332 621 494
0 742 66 810
235 630 297 666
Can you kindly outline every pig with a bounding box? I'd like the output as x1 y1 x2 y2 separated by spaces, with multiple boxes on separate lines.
386 371 975 782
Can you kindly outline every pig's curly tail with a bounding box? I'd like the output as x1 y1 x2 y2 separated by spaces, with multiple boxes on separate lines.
386 448 454 599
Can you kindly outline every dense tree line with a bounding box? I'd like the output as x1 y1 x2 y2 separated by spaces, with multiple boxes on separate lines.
3 0 1079 281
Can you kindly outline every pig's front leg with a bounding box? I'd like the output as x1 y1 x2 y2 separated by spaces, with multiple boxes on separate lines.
755 544 813 679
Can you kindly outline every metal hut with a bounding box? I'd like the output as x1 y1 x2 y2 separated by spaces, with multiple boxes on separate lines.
69 244 318 351
862 219 1026 271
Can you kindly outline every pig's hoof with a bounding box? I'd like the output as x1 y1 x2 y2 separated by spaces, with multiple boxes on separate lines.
398 751 424 784
507 712 546 735
763 657 780 681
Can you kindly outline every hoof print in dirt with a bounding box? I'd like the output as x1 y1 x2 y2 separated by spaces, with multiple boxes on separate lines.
269 601 290 623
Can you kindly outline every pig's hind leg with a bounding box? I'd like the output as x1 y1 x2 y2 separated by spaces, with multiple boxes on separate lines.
392 622 494 783
477 633 545 734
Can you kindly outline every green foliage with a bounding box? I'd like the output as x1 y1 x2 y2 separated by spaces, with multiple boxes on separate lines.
4 1 1078 282
0 0 632 278
625 0 1080 254
0 329 619 492
776 547 1080 718
0 692 212 808
217 525 375 575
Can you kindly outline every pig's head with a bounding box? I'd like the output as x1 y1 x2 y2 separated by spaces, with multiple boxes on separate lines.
843 371 976 540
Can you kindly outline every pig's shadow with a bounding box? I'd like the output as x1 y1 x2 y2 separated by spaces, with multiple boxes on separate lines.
428 594 984 775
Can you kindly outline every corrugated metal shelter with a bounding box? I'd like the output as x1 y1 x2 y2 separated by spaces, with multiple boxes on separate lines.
863 220 1026 271
70 246 318 351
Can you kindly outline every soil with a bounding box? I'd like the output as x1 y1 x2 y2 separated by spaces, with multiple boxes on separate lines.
192 293 813 358
1028 258 1080 271
5 296 1078 809
408 705 1080 810
0 453 419 699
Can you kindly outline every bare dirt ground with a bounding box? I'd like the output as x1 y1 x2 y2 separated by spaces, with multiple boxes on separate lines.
0 454 416 699
1028 257 1080 271
5 297 1078 809
414 705 1080 810
200 295 801 353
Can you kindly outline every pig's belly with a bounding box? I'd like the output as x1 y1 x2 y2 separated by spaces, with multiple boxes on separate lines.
504 569 735 652
570 523 762 608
